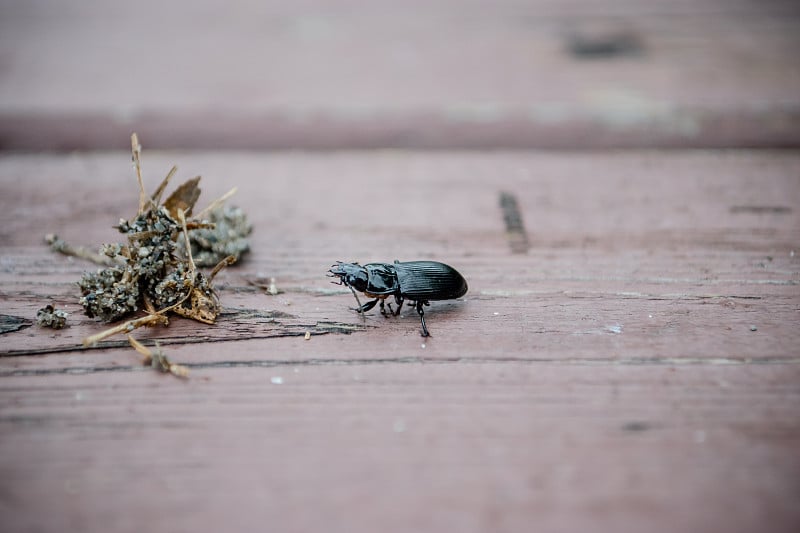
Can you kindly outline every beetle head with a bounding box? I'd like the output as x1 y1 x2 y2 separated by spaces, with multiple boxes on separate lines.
328 262 369 292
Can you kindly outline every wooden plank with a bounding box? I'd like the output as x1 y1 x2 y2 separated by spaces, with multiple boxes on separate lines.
1 149 799 532
1 150 798 363
1 0 799 149
2 364 799 533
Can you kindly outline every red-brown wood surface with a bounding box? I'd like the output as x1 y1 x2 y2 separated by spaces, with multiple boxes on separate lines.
1 150 799 532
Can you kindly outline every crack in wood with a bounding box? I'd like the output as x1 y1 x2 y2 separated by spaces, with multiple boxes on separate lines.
0 314 33 334
621 421 654 432
226 284 351 296
499 191 530 254
479 289 769 300
3 355 799 377
0 317 369 358
730 205 792 214
220 308 298 320
566 29 644 60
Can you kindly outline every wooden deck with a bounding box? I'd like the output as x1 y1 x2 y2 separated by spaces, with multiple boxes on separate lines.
1 2 800 533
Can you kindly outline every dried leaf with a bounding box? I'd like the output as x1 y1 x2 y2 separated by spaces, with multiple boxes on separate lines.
172 274 221 324
163 176 201 219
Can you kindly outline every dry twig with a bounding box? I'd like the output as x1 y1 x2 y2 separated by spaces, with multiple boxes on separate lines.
128 335 189 378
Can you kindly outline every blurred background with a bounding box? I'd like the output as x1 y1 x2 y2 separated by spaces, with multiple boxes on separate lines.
1 0 799 151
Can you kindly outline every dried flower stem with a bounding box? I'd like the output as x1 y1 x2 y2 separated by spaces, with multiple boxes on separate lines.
127 333 153 359
131 133 148 215
185 221 217 231
83 313 169 347
150 165 178 206
210 255 237 282
128 335 189 378
176 208 197 274
45 234 118 266
195 187 238 220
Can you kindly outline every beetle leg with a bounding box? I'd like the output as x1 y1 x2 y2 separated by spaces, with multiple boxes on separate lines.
391 295 405 316
415 300 430 337
379 299 391 317
346 286 367 320
355 298 379 314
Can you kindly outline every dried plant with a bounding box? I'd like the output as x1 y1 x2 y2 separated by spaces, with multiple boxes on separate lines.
36 304 69 329
48 133 251 376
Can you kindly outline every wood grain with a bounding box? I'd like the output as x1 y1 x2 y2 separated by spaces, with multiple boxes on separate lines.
1 149 799 532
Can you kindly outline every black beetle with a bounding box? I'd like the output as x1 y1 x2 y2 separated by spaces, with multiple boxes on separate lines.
328 260 468 337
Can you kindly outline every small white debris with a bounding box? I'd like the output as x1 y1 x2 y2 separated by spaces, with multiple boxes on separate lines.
270 376 284 385
493 312 499 316
648 314 653 319
421 343 426 349
606 325 623 334
304 331 311 340
749 325 757 332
